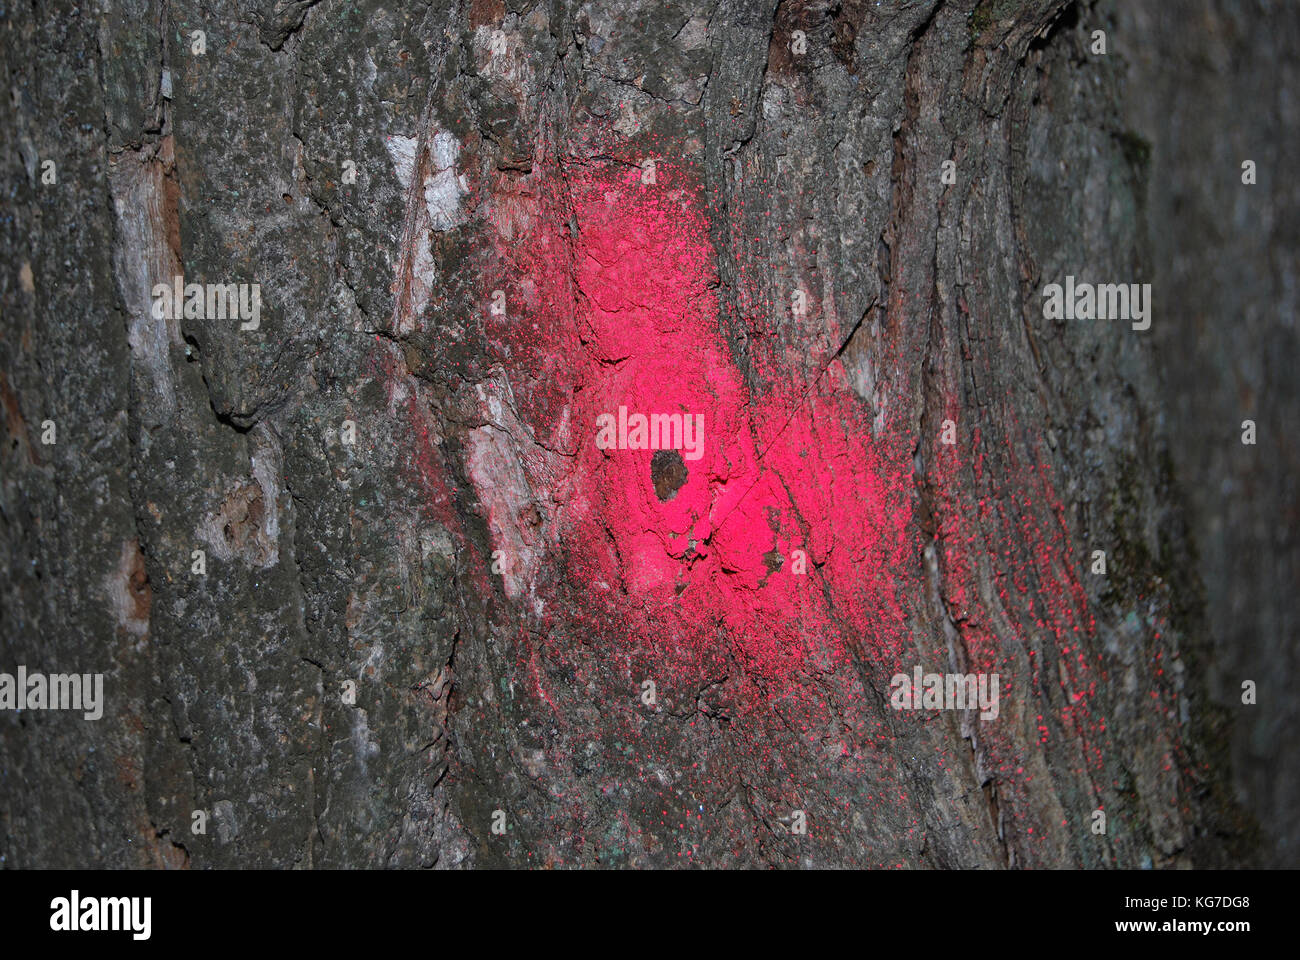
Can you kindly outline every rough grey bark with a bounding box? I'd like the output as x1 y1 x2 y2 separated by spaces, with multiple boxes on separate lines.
0 0 1291 868
1121 0 1300 867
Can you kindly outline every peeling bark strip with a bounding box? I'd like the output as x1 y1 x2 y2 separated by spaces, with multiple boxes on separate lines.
1 0 1292 870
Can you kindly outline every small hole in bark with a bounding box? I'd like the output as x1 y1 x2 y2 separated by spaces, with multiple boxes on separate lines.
651 449 688 502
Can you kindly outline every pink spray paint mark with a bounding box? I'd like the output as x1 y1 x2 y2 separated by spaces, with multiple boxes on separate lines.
469 156 919 693
374 134 1166 859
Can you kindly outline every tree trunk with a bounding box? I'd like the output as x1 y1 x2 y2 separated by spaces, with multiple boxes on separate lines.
0 0 1290 868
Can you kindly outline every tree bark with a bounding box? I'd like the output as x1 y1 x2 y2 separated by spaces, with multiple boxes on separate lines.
0 0 1290 868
